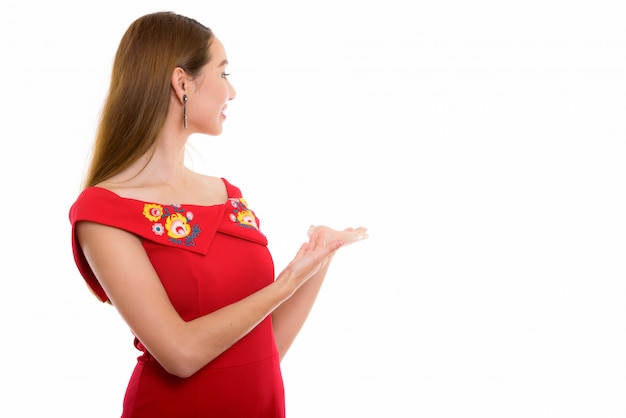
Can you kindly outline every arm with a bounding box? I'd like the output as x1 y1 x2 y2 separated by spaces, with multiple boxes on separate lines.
76 221 342 378
272 256 333 360
272 226 368 360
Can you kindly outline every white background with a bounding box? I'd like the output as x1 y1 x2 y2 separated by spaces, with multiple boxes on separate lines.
1 1 625 417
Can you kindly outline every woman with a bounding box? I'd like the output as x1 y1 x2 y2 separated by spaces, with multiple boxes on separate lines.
68 11 367 418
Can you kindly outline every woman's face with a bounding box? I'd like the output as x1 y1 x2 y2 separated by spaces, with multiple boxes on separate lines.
188 37 236 136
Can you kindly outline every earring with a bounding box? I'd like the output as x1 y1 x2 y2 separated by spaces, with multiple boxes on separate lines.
183 94 188 129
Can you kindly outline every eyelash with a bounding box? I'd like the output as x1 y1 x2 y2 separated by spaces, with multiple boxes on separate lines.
221 72 231 79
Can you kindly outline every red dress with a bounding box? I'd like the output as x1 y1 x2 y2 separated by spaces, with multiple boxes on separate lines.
69 178 285 418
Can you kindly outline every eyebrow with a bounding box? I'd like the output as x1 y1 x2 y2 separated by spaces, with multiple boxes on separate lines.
219 59 229 67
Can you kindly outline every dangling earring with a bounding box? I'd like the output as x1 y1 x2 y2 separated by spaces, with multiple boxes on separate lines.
183 94 188 129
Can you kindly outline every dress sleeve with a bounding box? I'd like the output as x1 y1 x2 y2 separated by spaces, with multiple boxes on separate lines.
68 188 120 302
68 187 223 302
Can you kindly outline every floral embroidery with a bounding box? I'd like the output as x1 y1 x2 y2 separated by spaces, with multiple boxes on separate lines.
143 203 201 246
152 223 165 236
228 198 259 230
165 213 191 239
143 204 164 222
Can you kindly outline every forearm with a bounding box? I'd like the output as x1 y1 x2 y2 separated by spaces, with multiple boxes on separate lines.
271 256 333 360
172 278 293 377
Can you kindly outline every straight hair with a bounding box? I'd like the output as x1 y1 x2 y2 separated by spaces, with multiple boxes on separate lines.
84 11 213 188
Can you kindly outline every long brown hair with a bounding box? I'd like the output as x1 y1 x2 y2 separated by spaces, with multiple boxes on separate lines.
83 11 213 188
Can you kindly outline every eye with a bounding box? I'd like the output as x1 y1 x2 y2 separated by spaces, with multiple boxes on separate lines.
221 72 231 79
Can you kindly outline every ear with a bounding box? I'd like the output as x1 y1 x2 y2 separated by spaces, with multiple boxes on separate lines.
171 67 188 104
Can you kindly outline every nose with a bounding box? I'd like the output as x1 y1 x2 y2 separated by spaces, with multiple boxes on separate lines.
228 80 236 100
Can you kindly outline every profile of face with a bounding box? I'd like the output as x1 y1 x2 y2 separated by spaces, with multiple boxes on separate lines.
186 37 237 136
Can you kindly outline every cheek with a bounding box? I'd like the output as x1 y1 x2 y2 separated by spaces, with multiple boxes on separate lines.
208 87 229 109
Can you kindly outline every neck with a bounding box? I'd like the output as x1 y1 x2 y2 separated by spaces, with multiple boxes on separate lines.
108 129 191 188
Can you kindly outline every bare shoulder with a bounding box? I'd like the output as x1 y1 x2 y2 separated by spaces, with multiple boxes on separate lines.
195 173 226 192
95 172 228 206
190 173 228 205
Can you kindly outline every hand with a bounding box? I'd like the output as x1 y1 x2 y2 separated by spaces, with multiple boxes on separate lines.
307 225 368 246
276 230 344 294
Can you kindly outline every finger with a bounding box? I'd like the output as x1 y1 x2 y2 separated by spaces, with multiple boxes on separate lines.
295 242 309 257
305 229 319 249
329 239 344 250
311 230 325 248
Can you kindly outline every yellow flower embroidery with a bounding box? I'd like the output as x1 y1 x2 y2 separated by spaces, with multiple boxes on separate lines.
165 212 191 239
228 198 259 230
236 210 258 230
143 204 164 222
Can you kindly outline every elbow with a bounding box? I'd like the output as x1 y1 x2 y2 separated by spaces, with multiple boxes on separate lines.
141 324 226 378
163 361 197 379
158 341 219 379
160 348 203 379
159 357 201 379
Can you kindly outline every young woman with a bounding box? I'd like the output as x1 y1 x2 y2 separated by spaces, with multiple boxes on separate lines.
69 11 367 417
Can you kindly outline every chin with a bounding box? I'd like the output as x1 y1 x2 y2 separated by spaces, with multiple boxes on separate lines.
201 125 223 136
